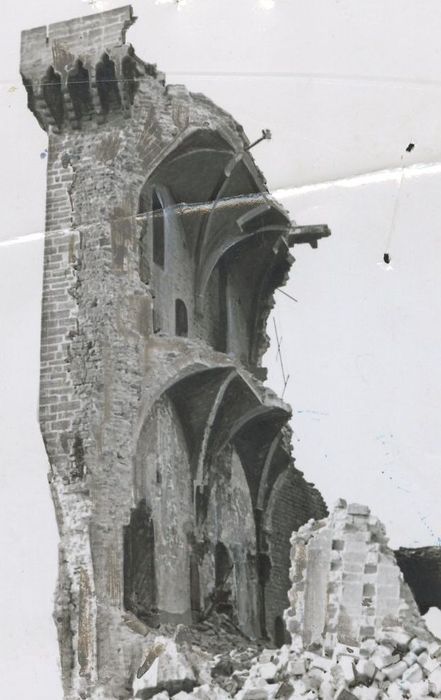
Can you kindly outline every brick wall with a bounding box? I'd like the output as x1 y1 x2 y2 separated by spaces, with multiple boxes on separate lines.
263 466 328 643
21 6 329 697
21 6 134 78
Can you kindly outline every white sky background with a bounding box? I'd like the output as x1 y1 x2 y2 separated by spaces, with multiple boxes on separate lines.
1 0 441 696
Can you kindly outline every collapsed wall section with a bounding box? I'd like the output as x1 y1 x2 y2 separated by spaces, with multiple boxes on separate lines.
130 504 441 700
285 500 422 655
263 465 328 646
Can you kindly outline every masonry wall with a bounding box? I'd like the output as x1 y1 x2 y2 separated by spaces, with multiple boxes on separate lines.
263 466 328 645
203 446 259 637
21 6 330 698
285 501 422 655
134 395 193 623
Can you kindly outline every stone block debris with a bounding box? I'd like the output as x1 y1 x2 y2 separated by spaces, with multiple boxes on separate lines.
134 504 441 699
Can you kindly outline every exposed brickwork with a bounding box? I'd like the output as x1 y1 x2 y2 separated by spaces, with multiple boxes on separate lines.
263 466 328 644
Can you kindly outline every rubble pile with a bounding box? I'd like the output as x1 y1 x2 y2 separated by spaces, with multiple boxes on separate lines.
131 502 441 700
131 630 441 699
231 628 441 699
131 632 441 699
131 620 260 699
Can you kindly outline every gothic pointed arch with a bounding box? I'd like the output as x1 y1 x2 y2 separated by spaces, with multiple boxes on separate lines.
133 393 194 623
136 127 294 370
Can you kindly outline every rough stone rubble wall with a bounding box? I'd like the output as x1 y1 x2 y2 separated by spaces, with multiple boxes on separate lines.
285 501 421 654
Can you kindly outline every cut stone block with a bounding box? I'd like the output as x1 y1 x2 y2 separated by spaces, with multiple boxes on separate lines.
408 638 428 655
421 655 440 674
353 688 381 700
355 658 376 683
335 690 358 700
258 662 277 681
371 651 399 670
402 662 423 683
382 660 408 681
429 641 441 658
408 679 430 698
338 655 356 684
309 654 332 672
289 658 306 676
347 504 370 517
428 666 441 695
402 651 417 667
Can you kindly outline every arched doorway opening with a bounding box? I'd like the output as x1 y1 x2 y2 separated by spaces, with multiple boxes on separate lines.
175 298 188 337
133 395 193 623
214 542 234 616
123 499 158 627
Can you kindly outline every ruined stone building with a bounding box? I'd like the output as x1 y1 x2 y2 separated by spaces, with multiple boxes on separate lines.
20 6 333 697
19 5 441 700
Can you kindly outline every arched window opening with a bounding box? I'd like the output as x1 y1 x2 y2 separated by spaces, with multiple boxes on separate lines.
274 615 286 648
152 189 165 268
42 66 64 129
96 52 121 115
67 59 92 122
175 299 188 337
123 499 158 627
